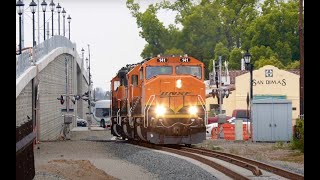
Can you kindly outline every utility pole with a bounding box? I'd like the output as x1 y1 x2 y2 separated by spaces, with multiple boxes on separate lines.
87 44 92 130
299 0 304 118
219 55 222 115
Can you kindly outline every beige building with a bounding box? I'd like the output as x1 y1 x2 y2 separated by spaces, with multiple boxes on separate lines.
206 65 300 122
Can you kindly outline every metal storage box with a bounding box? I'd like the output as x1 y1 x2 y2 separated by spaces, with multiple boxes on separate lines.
252 98 292 142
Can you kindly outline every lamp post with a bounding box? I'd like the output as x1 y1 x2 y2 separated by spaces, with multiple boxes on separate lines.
243 49 253 100
41 0 47 41
56 3 61 35
16 0 24 55
67 15 71 40
62 8 66 36
81 48 85 69
244 49 253 138
29 0 37 47
86 57 91 93
49 0 55 36
81 48 85 60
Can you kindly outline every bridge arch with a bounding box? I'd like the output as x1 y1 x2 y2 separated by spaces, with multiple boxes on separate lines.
16 36 89 141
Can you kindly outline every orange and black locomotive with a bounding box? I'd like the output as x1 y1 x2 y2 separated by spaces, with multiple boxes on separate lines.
110 55 207 145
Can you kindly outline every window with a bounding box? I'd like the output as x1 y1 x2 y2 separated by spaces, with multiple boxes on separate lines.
113 81 120 91
140 68 144 80
176 66 201 79
95 108 110 118
146 66 172 79
132 75 138 86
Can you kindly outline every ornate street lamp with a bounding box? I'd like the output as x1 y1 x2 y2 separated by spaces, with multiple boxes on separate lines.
81 48 85 61
29 0 37 47
244 49 253 138
16 0 24 55
243 49 253 100
62 8 66 36
67 15 71 40
49 0 55 36
56 3 61 35
41 0 47 41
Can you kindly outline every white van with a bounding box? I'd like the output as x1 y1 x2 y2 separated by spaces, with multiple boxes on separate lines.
92 100 111 127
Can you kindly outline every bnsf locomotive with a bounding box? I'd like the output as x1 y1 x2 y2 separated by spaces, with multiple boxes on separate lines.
110 55 207 145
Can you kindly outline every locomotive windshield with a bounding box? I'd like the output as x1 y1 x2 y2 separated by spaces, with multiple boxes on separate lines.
146 66 173 79
176 65 202 79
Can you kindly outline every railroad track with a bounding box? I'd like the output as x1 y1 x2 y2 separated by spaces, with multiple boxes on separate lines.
187 146 304 180
129 140 304 180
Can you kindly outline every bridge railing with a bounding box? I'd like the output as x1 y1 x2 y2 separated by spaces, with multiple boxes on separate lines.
16 36 75 79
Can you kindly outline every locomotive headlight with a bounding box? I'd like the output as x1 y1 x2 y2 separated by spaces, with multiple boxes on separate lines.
188 106 198 115
176 79 182 89
155 105 166 116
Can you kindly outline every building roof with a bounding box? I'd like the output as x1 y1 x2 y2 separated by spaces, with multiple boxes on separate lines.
228 70 248 84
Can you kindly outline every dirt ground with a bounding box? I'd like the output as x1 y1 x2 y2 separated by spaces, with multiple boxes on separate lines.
36 159 117 180
34 127 120 180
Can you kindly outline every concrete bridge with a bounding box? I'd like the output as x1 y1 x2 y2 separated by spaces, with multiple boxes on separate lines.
16 35 90 141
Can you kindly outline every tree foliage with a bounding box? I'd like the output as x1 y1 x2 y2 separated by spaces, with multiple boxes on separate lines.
285 60 300 70
229 48 242 70
291 118 304 153
254 56 284 69
244 0 299 65
126 0 301 77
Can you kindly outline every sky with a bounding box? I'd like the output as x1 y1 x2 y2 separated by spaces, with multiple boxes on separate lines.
16 0 177 91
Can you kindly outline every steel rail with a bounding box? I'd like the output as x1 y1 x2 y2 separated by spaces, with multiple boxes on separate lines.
191 147 304 180
180 147 262 176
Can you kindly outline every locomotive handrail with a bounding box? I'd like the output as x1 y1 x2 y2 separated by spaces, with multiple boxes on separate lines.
197 95 208 125
158 121 196 128
130 96 141 114
144 95 155 128
117 109 121 125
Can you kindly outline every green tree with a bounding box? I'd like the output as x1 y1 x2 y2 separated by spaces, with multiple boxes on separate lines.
164 48 184 55
127 1 169 58
254 56 284 69
127 0 300 78
229 48 242 70
249 45 276 64
180 1 226 61
214 42 229 61
219 0 259 49
291 118 304 153
203 59 211 79
244 0 299 65
285 60 300 69
209 42 229 74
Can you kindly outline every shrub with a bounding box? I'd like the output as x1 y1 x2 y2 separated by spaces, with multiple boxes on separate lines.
291 118 304 153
